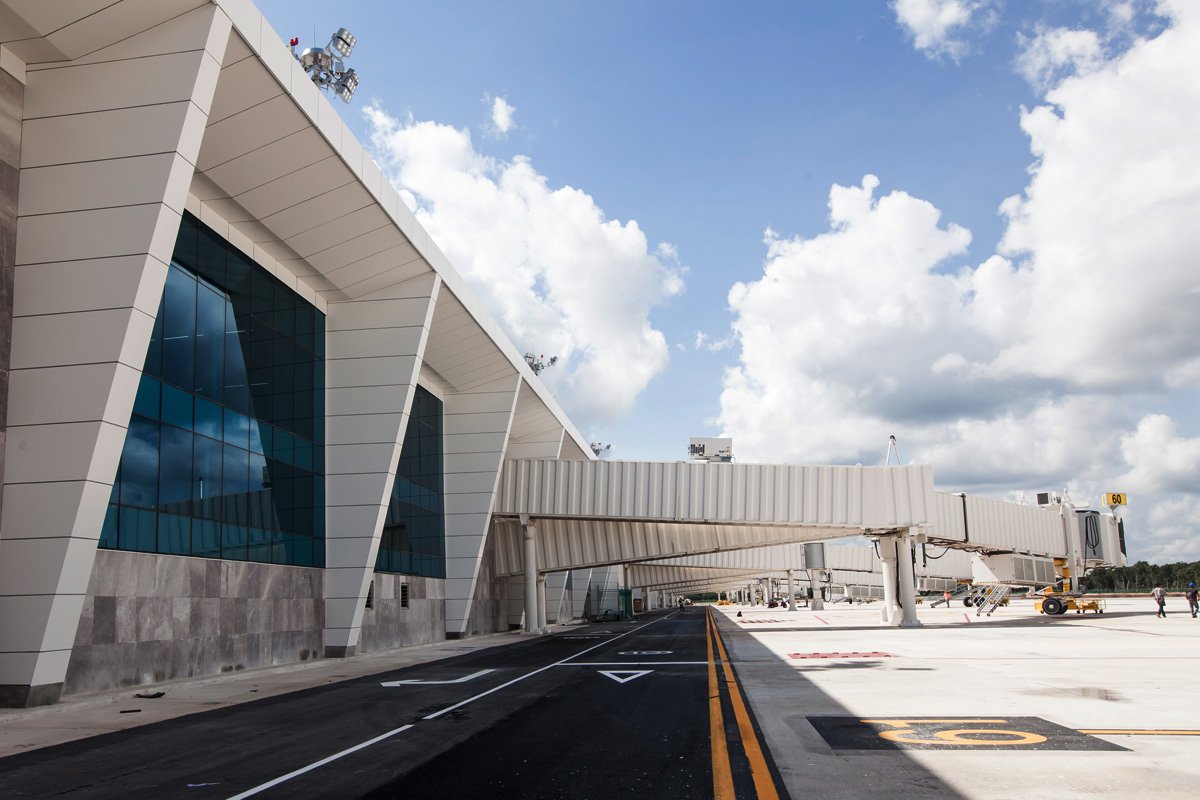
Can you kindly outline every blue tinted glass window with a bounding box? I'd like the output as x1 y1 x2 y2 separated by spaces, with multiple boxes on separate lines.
159 425 192 513
103 212 325 568
161 384 193 431
159 513 190 555
121 416 159 509
192 519 221 558
193 434 222 520
377 386 445 578
121 507 157 552
194 397 222 440
100 504 119 548
162 265 196 392
195 284 225 402
133 376 160 420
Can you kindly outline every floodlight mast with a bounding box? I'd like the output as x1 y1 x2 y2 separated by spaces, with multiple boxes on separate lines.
290 28 360 103
523 353 558 376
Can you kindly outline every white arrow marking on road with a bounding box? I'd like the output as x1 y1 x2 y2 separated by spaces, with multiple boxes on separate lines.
598 670 652 684
380 669 496 687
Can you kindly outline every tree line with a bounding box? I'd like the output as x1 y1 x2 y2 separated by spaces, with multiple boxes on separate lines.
1085 560 1199 592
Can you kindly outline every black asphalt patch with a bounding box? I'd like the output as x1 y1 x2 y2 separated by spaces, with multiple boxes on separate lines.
808 716 1128 751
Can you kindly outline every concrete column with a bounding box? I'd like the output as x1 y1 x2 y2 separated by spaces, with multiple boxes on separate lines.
896 531 922 627
323 273 440 657
523 518 538 634
536 574 547 632
0 7 232 707
807 570 825 611
786 570 796 611
879 538 900 625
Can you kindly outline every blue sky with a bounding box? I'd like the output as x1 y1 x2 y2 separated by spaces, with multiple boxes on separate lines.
257 1 1200 564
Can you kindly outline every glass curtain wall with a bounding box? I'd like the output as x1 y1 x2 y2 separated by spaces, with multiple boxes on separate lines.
100 213 326 567
376 386 446 578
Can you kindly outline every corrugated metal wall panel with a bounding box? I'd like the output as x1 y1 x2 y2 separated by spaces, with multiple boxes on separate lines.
930 493 968 542
496 460 935 528
964 496 1066 556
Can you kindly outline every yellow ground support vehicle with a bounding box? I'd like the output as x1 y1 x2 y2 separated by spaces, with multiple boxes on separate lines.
1034 558 1105 615
1034 593 1105 615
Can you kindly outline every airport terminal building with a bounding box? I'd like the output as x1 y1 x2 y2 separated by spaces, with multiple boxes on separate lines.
0 0 599 707
0 0 1129 709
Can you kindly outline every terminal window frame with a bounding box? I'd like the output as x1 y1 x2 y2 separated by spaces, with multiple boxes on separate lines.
376 385 446 579
100 212 326 567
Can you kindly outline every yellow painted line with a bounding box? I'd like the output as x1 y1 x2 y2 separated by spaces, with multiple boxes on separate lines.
707 611 735 800
711 611 781 800
1079 729 1200 736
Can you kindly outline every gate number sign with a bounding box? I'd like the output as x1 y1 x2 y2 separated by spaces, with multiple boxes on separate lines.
807 716 1126 751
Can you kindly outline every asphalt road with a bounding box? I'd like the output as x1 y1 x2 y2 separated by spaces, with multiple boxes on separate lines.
0 607 787 799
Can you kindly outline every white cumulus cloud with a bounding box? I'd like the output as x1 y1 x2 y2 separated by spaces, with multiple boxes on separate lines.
717 2 1200 562
363 104 683 426
1118 415 1200 494
1015 27 1105 89
891 0 995 60
489 95 516 136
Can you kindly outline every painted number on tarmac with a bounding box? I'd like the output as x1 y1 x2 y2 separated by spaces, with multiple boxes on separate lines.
617 651 672 656
807 716 1127 751
380 669 497 687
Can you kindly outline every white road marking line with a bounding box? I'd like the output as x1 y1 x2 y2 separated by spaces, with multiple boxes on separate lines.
380 669 496 686
224 725 413 799
224 611 680 799
598 670 652 684
422 612 677 721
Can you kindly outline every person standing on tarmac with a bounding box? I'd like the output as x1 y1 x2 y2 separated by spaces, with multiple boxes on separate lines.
1151 584 1167 618
1186 582 1198 619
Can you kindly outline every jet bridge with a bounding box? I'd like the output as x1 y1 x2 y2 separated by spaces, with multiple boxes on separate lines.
491 459 935 629
488 459 1126 631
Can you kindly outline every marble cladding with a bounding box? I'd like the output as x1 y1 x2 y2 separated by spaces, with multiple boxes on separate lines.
64 550 324 695
358 573 446 652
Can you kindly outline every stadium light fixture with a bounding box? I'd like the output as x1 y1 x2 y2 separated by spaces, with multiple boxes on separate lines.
290 28 360 103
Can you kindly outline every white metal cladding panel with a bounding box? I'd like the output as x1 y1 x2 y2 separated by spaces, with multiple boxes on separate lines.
916 546 973 578
1100 516 1126 567
829 568 884 587
492 517 856 576
496 460 935 527
965 496 1066 556
826 544 878 572
929 492 968 542
861 465 937 528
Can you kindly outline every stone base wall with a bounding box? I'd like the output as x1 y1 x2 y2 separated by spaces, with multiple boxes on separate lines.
64 550 324 695
358 573 445 652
